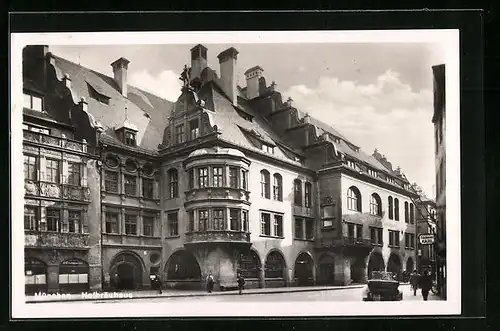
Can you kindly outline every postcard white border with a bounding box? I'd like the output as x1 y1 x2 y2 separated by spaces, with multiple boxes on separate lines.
11 30 460 318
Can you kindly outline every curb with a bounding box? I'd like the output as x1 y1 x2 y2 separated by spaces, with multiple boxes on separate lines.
26 285 365 304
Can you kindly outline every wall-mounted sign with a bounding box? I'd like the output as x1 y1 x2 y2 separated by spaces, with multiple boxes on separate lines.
419 234 435 245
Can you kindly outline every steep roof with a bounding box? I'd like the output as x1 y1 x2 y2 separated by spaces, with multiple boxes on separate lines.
52 55 175 151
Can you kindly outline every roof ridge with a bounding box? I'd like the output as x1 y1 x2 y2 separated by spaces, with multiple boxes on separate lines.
52 54 175 103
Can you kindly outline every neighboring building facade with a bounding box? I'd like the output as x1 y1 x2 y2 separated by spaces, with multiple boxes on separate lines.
432 64 447 299
22 44 422 293
416 197 437 277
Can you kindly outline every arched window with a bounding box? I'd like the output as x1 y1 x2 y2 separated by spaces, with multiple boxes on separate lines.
260 170 270 199
305 182 312 208
370 193 382 216
394 198 400 221
272 173 282 201
265 251 286 278
388 196 394 219
409 203 415 224
294 179 302 206
404 201 409 223
347 186 362 212
168 169 178 198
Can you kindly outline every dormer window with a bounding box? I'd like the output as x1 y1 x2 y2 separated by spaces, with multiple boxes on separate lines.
125 131 136 146
262 144 274 154
346 160 356 169
175 124 185 144
189 119 200 140
368 169 378 177
86 82 110 105
23 93 43 111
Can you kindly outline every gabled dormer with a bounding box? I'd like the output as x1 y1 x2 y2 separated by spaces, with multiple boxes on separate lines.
115 119 138 147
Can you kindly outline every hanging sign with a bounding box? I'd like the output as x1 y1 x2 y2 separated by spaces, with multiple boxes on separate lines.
419 234 435 245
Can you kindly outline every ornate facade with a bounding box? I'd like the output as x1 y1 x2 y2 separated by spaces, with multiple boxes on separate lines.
21 44 422 294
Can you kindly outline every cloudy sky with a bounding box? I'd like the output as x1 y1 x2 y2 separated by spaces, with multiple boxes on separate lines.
50 42 444 197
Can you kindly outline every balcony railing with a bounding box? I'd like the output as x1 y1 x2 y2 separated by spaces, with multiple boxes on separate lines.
25 180 91 202
23 130 89 153
293 205 314 217
184 231 251 245
341 236 372 247
25 231 90 250
102 234 161 247
184 187 250 203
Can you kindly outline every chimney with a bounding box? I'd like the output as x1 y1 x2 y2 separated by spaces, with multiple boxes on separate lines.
111 57 130 97
190 44 208 81
217 47 239 106
244 65 264 99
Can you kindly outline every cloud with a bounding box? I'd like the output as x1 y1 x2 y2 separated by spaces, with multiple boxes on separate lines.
284 70 435 197
128 69 183 102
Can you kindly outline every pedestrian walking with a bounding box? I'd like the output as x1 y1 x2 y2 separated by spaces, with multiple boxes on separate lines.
155 273 163 294
418 270 433 301
237 272 245 295
410 270 420 296
206 272 215 293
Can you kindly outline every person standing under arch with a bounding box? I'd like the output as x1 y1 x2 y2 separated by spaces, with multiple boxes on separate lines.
206 272 215 293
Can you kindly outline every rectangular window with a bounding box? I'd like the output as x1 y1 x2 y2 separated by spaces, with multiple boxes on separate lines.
241 170 248 190
389 230 400 247
125 214 137 235
68 210 81 233
189 119 200 140
143 216 154 236
230 209 240 231
105 171 119 193
198 168 208 187
24 93 43 111
46 159 60 183
124 175 137 196
356 224 363 240
262 144 274 154
142 178 154 199
187 211 194 232
46 208 60 232
294 217 304 239
347 223 355 238
198 210 208 231
274 215 283 237
261 213 271 236
242 210 249 232
370 227 376 244
24 206 38 231
188 169 194 189
377 228 383 245
175 124 185 144
168 212 178 236
124 131 136 146
169 171 178 198
229 167 239 189
105 212 119 234
24 155 37 180
213 166 223 187
67 162 81 186
294 181 302 206
305 219 314 240
305 183 312 208
213 209 225 231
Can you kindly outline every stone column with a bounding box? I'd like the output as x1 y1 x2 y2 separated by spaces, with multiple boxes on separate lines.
334 256 351 285
259 266 266 288
39 155 46 182
138 210 143 236
61 157 68 185
138 172 143 198
286 267 293 287
61 209 69 233
82 162 88 187
311 261 317 285
120 207 125 235
88 264 102 292
47 265 59 293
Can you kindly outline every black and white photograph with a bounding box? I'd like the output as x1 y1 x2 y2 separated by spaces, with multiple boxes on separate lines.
10 30 460 318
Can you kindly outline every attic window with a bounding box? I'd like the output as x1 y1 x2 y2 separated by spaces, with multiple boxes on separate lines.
387 177 395 184
368 169 378 177
23 93 43 111
262 143 274 154
346 160 357 169
125 131 136 147
87 82 110 105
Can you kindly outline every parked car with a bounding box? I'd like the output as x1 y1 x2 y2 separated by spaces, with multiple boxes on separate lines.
362 271 403 301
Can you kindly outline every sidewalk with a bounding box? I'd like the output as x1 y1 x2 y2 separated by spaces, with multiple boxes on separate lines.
26 284 366 303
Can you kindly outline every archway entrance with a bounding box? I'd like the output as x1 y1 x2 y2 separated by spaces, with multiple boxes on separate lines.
350 257 366 283
25 258 47 294
387 253 403 280
110 252 144 290
367 252 385 279
294 253 313 286
59 259 89 293
166 250 201 281
237 250 261 279
406 257 414 273
318 254 335 285
264 250 286 287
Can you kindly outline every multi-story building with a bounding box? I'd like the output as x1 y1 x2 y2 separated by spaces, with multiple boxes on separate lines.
21 44 422 293
415 196 437 277
432 64 447 299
